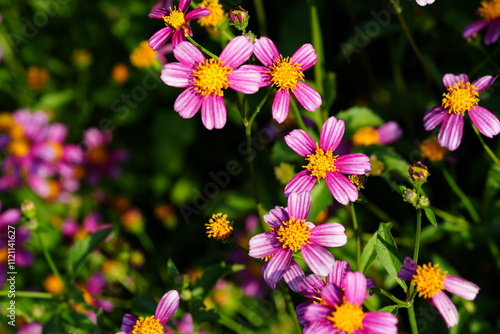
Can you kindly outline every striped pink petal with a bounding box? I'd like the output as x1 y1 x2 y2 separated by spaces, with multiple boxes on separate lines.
284 170 316 197
287 191 311 220
344 271 367 305
228 66 262 94
363 311 399 334
284 129 316 156
173 41 205 67
335 153 371 174
184 7 211 22
149 27 174 51
254 37 280 67
201 95 226 130
301 243 335 276
462 20 489 39
155 290 180 325
443 73 469 88
283 260 306 293
432 291 458 328
485 18 500 45
320 116 344 151
423 105 448 130
174 87 202 119
444 275 480 301
325 172 358 205
264 206 289 230
469 105 500 138
272 89 291 123
161 62 193 87
263 248 293 288
248 231 280 258
309 223 347 248
438 113 464 151
220 35 254 69
291 43 317 71
292 82 322 112
472 75 497 93
327 260 350 287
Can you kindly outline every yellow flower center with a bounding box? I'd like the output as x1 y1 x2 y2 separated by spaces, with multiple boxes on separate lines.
0 247 7 263
419 137 448 162
441 80 479 115
193 59 233 97
303 144 338 181
411 262 447 299
8 138 30 157
479 0 500 20
163 8 186 30
206 213 233 240
198 0 225 29
276 217 311 252
43 274 64 295
352 127 380 146
130 41 157 68
327 298 365 333
268 56 304 90
131 315 164 334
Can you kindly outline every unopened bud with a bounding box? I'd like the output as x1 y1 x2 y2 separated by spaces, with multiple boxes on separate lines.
229 6 249 31
409 161 429 182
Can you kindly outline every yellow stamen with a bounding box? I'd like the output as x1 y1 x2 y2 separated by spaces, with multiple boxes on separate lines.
268 56 304 90
411 262 447 299
442 80 479 115
198 0 225 30
43 274 64 295
351 127 380 146
206 213 233 240
327 297 365 333
8 138 30 157
193 59 233 97
131 315 164 334
276 216 311 252
163 7 186 30
130 41 157 68
419 136 448 162
303 144 338 181
479 0 500 20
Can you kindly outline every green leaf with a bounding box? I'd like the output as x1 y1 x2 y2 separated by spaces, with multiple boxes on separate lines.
360 231 378 273
377 304 402 315
375 222 407 292
424 207 437 226
34 90 74 110
68 227 112 274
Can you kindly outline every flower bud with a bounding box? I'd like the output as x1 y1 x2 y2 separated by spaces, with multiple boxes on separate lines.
409 161 429 182
418 196 430 208
229 7 249 31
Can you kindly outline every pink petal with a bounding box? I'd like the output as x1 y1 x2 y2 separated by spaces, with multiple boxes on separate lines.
201 95 226 130
320 116 345 152
272 89 291 123
284 129 316 156
161 63 193 87
326 260 350 287
287 191 312 220
310 223 347 248
443 74 469 88
248 232 280 258
325 172 358 205
363 312 398 334
173 41 205 67
263 248 292 289
171 29 186 48
444 275 480 301
239 64 271 87
220 35 254 68
320 282 343 307
472 75 497 93
303 303 332 323
301 243 335 276
178 0 190 12
398 257 418 281
431 291 458 328
149 27 173 51
335 153 371 174
485 18 500 45
284 170 316 197
0 208 21 226
377 121 403 144
344 271 367 305
264 206 289 229
155 290 180 324
291 43 317 71
438 113 464 151
184 8 211 22
299 274 325 296
423 106 448 131
469 105 500 138
462 19 489 39
283 260 306 292
174 87 203 119
120 314 137 331
292 82 322 112
254 37 280 67
228 66 262 94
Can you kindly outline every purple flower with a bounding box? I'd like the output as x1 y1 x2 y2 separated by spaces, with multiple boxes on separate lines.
423 73 500 151
398 257 480 328
0 201 21 230
351 121 403 147
117 290 180 334
161 36 262 129
463 1 500 45
148 0 210 49
284 116 372 205
303 271 398 334
248 192 347 289
250 37 322 123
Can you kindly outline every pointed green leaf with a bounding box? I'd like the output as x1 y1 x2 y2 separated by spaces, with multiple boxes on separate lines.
375 222 407 291
424 207 437 226
360 231 378 273
68 227 112 274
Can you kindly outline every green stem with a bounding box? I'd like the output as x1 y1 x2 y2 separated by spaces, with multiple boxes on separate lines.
252 0 267 36
371 288 407 306
36 231 64 290
407 304 419 334
185 35 218 59
290 98 310 133
307 0 324 97
0 290 53 299
413 209 422 265
350 202 361 271
441 167 481 224
472 124 500 167
282 285 302 334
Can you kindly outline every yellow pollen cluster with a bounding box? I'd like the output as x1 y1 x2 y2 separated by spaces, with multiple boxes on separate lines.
163 8 186 30
193 59 232 97
132 315 164 334
419 137 448 162
8 138 30 157
442 80 479 115
198 0 225 31
276 217 311 252
351 127 380 146
327 298 365 333
303 144 338 181
206 213 233 240
130 41 157 68
478 0 500 20
268 56 304 90
412 262 447 299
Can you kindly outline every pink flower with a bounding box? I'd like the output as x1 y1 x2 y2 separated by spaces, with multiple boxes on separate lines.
398 257 480 328
148 0 210 49
248 192 347 289
304 271 398 334
351 121 403 147
462 0 500 45
423 73 500 151
251 37 322 123
117 290 180 334
161 36 262 129
284 116 371 205
416 0 435 6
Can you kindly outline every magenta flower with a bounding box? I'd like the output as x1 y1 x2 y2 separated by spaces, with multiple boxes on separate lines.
351 121 403 147
284 116 371 204
117 290 180 334
0 201 21 230
398 257 480 328
161 36 262 129
416 0 435 6
148 0 210 49
248 192 347 289
251 37 322 123
304 271 398 334
463 0 500 45
423 73 500 151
